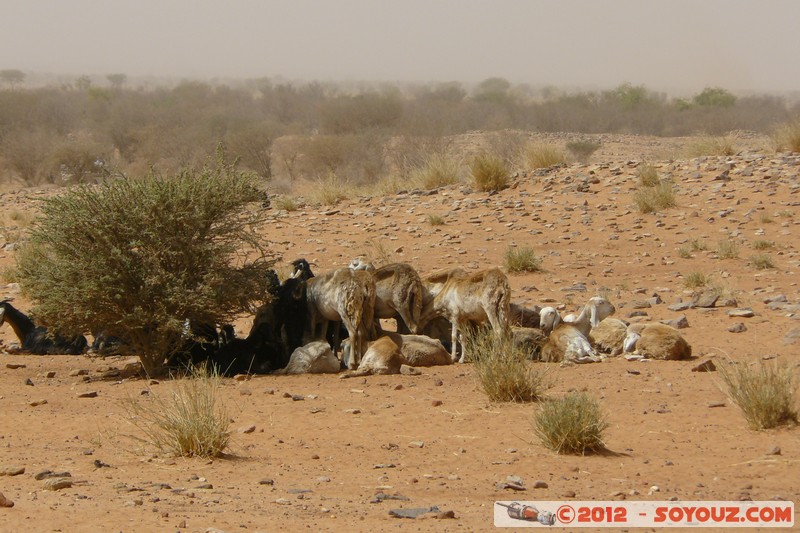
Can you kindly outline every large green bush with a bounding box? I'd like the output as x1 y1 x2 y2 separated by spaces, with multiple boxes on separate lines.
15 152 276 374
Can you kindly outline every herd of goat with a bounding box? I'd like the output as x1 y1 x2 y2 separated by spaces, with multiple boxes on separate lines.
0 257 692 376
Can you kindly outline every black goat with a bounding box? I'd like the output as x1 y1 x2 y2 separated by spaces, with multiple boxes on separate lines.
0 300 87 355
207 323 284 376
89 329 128 356
291 258 315 280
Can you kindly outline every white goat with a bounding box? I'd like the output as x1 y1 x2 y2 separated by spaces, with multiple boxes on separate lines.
305 267 376 370
349 258 424 334
341 336 405 377
541 296 616 364
419 267 511 363
538 306 562 336
276 341 341 374
341 331 451 369
623 323 692 360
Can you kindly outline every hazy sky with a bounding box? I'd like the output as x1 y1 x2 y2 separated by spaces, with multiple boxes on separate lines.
3 0 799 95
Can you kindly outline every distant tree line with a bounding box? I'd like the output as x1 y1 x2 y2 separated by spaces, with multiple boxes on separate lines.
0 73 797 186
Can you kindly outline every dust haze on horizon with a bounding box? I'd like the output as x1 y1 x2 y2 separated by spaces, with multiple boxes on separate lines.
3 0 800 96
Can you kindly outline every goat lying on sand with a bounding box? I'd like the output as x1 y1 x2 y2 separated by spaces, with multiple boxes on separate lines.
0 300 87 355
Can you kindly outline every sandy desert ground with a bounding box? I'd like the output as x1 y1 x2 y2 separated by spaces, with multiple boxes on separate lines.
0 131 798 532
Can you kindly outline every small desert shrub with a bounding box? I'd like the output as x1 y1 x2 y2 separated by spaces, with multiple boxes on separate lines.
718 359 798 430
760 213 774 224
717 239 740 259
464 327 550 403
504 246 542 273
685 136 736 157
633 181 676 213
566 140 601 162
310 173 351 206
522 142 566 169
773 120 800 153
751 239 775 250
411 153 461 189
533 392 609 454
637 164 661 187
122 366 231 457
777 210 794 219
426 214 445 226
14 150 275 375
683 271 710 289
273 195 300 211
470 153 509 192
690 239 709 252
749 253 776 270
677 246 692 259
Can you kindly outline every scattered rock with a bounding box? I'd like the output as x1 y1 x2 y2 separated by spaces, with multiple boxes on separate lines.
662 315 690 329
371 492 410 503
783 328 800 345
389 506 440 519
728 323 747 333
259 479 274 486
496 481 526 491
0 492 13 508
35 470 71 480
239 425 256 434
29 399 47 407
430 399 443 407
436 510 456 519
766 446 782 456
0 466 24 476
44 477 73 491
77 391 98 398
400 365 421 375
533 480 549 489
693 292 719 308
408 441 424 448
692 359 716 372
728 308 755 318
668 301 693 312
562 490 576 498
5 363 25 369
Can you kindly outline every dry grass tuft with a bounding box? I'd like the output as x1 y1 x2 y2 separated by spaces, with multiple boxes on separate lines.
463 327 550 403
717 239 740 259
504 246 543 273
122 366 231 457
470 153 509 192
718 359 798 430
683 271 710 289
633 180 676 213
773 120 800 153
684 136 736 157
522 142 566 170
637 164 661 187
566 140 601 162
749 253 776 270
533 392 609 454
309 174 352 206
411 153 462 189
426 213 445 226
